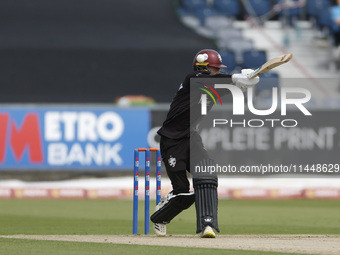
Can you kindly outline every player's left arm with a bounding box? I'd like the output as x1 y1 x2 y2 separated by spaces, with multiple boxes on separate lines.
232 69 260 92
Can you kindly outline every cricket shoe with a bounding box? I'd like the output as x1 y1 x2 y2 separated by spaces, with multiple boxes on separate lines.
152 191 173 236
153 223 166 236
200 226 216 238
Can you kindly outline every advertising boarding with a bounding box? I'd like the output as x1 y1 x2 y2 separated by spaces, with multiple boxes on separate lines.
0 106 150 170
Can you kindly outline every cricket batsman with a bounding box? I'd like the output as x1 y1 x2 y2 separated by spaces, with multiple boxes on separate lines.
150 49 260 237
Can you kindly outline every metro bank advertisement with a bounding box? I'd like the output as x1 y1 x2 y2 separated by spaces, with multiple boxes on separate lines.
0 107 150 170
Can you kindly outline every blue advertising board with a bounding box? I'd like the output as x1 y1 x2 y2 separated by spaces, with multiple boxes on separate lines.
0 106 150 170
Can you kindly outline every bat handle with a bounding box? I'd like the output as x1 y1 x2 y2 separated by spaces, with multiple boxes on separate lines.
248 68 259 80
248 72 256 79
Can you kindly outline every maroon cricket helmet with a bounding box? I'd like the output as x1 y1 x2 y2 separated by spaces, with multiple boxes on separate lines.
193 49 227 73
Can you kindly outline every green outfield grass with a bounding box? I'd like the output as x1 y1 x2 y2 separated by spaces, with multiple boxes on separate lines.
0 199 339 255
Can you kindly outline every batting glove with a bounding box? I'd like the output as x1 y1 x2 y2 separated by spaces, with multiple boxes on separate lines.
232 69 260 92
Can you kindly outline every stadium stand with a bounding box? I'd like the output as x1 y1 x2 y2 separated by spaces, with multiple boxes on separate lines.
223 39 254 64
275 0 302 17
219 50 238 72
181 0 208 13
274 0 303 27
244 0 272 16
257 72 280 91
317 7 335 35
242 50 268 69
194 6 219 25
254 72 280 107
306 0 333 18
177 0 340 101
0 0 216 103
1 0 339 103
213 0 241 18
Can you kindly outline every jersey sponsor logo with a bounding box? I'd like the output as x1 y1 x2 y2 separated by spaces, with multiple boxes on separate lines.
168 155 176 167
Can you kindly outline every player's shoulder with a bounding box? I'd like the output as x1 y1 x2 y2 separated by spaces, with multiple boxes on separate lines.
185 71 202 79
188 72 231 78
214 73 232 78
184 72 232 81
182 72 202 84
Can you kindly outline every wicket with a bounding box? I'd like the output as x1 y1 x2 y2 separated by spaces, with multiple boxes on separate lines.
133 148 161 235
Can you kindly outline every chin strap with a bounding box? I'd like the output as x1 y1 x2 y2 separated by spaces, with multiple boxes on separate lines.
194 64 211 74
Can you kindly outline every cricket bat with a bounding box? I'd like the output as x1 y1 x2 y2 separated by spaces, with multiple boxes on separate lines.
248 53 293 79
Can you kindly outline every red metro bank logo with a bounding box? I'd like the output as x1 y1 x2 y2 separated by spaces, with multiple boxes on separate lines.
0 113 43 164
